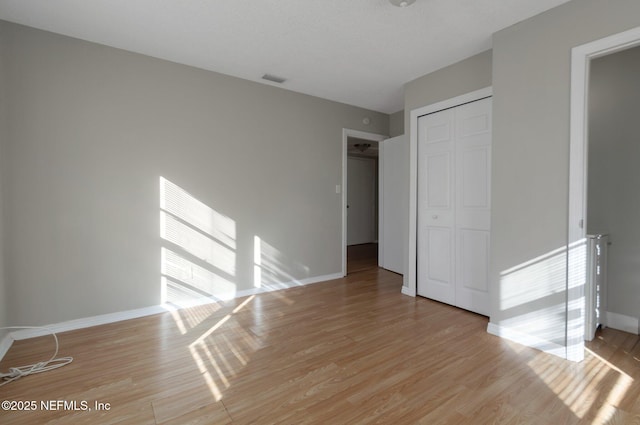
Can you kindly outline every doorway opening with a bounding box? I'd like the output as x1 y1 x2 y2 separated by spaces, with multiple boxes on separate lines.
568 26 640 362
341 129 386 276
347 138 379 274
586 45 640 338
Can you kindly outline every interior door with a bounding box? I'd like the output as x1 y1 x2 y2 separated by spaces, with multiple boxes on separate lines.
347 156 376 245
380 135 407 274
454 98 492 315
417 108 455 306
417 97 492 316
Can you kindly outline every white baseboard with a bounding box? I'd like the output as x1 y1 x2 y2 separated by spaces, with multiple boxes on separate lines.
238 273 344 298
162 273 344 310
487 322 567 359
0 332 13 361
8 272 343 341
10 305 170 340
606 311 640 335
401 285 416 297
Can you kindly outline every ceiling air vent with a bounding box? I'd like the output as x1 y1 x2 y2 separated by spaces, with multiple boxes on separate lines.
262 74 287 84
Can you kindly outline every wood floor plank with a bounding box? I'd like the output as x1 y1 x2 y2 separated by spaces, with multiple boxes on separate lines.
346 243 378 274
1 268 640 424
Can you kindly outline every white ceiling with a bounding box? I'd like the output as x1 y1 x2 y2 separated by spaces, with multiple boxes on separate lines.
0 0 570 114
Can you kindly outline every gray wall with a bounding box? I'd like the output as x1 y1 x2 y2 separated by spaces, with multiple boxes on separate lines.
0 21 388 326
404 50 493 133
490 0 640 346
587 46 640 319
389 110 404 137
0 22 6 338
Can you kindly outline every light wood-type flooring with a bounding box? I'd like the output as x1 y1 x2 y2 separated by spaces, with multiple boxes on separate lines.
347 243 378 274
1 268 640 424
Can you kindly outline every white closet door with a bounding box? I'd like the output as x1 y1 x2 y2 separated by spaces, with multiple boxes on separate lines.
417 108 455 306
417 97 492 316
454 98 492 315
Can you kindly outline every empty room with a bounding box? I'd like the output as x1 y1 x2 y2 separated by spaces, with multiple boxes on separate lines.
1 0 640 424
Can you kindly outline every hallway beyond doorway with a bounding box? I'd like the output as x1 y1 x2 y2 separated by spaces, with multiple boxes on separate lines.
347 243 378 274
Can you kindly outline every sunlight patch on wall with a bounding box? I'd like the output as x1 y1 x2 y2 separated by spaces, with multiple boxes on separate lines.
160 177 236 248
567 238 587 360
500 246 567 311
162 248 236 302
160 177 237 307
252 234 310 292
254 236 262 288
499 305 567 349
161 211 235 276
497 241 589 360
497 246 570 353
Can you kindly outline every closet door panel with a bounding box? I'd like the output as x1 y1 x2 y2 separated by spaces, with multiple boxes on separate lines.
455 98 492 315
417 109 455 305
417 96 492 316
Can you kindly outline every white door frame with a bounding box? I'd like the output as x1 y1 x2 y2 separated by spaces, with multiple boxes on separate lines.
407 87 493 297
342 129 387 276
378 141 385 268
567 25 640 362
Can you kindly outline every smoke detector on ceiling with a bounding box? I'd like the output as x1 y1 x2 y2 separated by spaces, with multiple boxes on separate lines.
389 0 416 7
262 74 287 84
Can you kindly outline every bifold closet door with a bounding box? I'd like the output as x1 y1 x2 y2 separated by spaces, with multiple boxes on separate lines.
417 108 456 306
417 97 492 316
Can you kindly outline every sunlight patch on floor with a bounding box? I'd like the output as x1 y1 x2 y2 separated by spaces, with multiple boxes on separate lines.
526 346 633 420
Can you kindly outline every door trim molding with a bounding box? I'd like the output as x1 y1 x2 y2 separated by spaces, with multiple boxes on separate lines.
407 87 492 298
342 129 387 277
568 25 640 362
378 141 385 268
